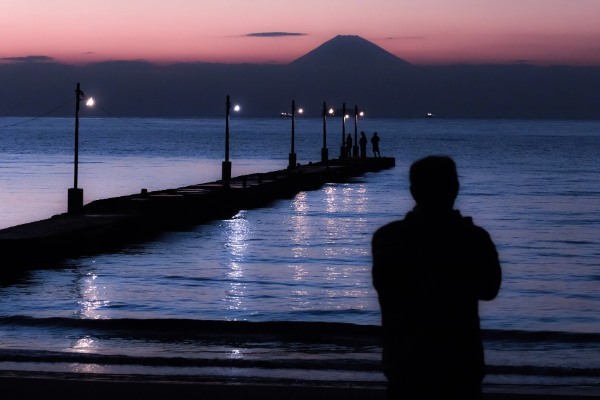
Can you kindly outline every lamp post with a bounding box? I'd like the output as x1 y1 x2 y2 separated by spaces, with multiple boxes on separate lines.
288 100 303 168
222 94 240 181
321 101 329 163
353 105 364 158
68 82 93 214
340 102 347 159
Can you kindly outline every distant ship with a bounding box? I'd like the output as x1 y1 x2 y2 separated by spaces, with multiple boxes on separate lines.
426 112 435 118
280 112 293 118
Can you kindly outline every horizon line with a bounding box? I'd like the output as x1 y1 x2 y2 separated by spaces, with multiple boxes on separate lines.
3 57 599 68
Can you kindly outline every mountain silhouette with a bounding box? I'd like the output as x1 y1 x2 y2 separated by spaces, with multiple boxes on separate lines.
290 35 410 69
1 35 599 118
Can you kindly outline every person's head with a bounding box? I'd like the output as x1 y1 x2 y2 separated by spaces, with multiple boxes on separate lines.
409 156 459 211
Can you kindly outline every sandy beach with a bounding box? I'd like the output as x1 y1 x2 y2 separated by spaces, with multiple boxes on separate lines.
1 372 597 399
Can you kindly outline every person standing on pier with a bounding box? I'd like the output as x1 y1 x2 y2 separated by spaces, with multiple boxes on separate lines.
372 156 502 400
359 131 368 158
371 132 381 157
346 133 353 158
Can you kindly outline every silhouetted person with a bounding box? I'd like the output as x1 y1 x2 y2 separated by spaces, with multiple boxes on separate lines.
371 132 381 157
346 133 353 158
372 156 501 400
359 131 368 158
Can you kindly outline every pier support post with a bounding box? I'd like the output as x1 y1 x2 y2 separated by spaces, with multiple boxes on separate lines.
288 100 297 169
69 82 85 215
222 161 232 181
223 95 232 181
321 148 328 163
321 101 329 163
288 153 297 169
353 105 359 158
340 103 347 159
68 188 83 214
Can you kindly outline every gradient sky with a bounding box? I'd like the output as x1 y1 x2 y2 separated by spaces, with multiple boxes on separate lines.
2 0 599 65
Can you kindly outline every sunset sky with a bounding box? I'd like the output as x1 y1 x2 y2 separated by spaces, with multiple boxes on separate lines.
1 0 600 65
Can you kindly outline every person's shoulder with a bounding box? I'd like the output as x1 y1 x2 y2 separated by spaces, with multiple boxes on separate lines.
457 214 494 241
373 219 408 240
377 219 406 231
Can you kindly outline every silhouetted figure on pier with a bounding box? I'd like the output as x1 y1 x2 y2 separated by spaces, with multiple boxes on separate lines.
372 156 502 400
359 131 368 158
371 132 381 157
346 133 353 158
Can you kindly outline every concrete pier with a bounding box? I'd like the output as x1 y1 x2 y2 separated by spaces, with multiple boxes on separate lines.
0 157 394 268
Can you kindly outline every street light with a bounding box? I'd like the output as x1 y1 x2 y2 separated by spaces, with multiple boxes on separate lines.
353 105 365 158
321 101 332 163
340 102 347 159
288 100 303 168
68 82 94 214
222 94 240 181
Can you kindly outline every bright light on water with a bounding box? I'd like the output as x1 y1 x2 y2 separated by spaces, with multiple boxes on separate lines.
0 118 598 387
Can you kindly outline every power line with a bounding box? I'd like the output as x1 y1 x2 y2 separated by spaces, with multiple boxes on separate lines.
0 102 185 135
0 100 71 129
98 106 180 133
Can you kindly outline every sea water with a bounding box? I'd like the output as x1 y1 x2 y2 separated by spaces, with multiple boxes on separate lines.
0 117 598 389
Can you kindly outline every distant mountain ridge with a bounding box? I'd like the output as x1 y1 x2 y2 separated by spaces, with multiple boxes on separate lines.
290 35 410 68
1 35 599 118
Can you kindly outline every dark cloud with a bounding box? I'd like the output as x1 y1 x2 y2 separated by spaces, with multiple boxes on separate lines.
386 36 427 41
246 32 306 37
1 55 54 63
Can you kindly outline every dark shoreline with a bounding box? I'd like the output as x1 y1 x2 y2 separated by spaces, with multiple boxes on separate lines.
1 372 597 399
1 318 597 382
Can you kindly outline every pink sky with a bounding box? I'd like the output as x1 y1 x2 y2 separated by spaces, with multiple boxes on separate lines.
2 0 599 65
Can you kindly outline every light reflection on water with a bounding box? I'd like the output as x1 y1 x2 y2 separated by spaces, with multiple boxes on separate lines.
76 271 111 320
0 118 598 387
70 336 96 353
0 118 597 334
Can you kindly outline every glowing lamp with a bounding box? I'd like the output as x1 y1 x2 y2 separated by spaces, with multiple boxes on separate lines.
352 105 364 158
223 95 241 181
68 82 94 214
288 100 304 168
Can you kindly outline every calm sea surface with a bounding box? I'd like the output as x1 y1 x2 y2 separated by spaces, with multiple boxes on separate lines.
0 117 598 388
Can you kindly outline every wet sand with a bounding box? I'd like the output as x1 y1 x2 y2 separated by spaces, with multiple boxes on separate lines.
1 373 597 399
